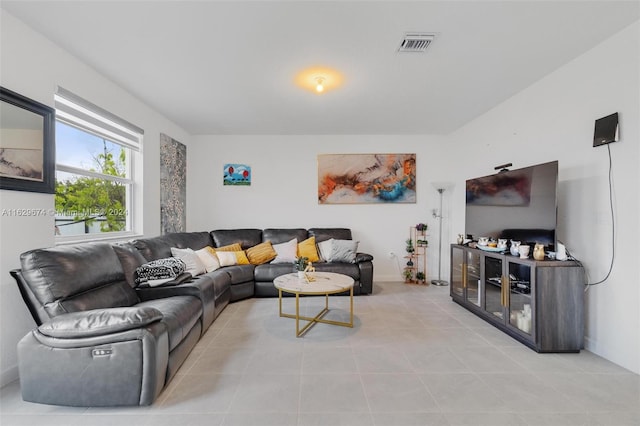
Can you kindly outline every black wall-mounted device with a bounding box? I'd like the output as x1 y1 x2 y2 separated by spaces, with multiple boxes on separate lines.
593 112 619 147
494 163 512 173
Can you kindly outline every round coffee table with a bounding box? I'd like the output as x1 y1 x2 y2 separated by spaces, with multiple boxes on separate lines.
274 272 354 337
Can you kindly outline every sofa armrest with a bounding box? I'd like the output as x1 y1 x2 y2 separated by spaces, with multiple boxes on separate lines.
355 253 374 294
38 306 163 339
355 252 374 263
19 321 169 406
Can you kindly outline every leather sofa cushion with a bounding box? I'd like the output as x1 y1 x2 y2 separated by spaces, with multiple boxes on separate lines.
210 229 262 250
140 271 229 300
133 232 213 261
20 242 139 319
221 264 255 284
38 306 163 339
262 228 308 245
308 228 353 242
254 263 295 282
312 262 360 280
137 296 201 351
113 242 147 288
202 271 232 298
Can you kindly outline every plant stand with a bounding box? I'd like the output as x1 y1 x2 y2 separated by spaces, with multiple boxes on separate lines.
404 226 427 285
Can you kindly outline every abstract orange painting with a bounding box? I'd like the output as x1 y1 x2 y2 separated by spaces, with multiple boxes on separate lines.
318 154 416 204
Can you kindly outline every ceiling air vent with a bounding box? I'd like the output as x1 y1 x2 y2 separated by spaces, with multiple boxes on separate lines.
398 33 435 53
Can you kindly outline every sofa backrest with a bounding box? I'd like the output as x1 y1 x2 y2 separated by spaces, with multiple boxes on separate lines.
308 228 353 242
262 228 308 245
210 229 262 250
133 231 213 261
18 242 138 323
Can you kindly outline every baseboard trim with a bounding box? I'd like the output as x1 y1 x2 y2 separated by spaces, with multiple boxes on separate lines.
1 364 19 388
374 274 403 282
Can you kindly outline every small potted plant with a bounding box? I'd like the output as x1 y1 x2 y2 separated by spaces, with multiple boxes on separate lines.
416 271 425 284
405 238 415 254
403 268 414 283
293 256 309 278
416 223 428 235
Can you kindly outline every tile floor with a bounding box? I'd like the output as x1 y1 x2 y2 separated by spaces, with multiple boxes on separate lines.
1 281 639 426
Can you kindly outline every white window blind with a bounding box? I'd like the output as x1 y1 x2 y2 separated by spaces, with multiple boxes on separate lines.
54 86 143 152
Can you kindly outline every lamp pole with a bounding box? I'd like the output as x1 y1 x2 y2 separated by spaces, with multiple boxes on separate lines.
431 188 448 286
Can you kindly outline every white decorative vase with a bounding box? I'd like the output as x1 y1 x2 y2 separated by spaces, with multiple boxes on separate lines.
510 240 521 256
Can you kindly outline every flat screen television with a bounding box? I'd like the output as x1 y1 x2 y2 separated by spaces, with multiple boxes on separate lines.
465 160 558 251
593 112 619 147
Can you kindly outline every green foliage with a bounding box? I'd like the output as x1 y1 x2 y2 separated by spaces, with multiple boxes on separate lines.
403 268 414 281
55 142 127 233
405 238 414 253
293 256 309 271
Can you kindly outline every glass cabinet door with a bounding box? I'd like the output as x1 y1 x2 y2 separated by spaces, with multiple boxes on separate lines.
507 262 533 336
464 251 481 307
483 256 504 319
450 247 464 299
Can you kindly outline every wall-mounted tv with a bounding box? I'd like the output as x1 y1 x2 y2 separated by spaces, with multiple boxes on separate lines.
593 112 619 147
465 160 558 251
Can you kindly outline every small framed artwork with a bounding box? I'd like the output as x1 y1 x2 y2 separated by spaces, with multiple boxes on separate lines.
0 87 56 194
223 163 251 186
318 153 416 204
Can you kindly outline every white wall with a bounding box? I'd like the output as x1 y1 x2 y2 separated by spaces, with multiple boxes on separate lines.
188 134 454 282
448 22 639 373
0 10 191 386
191 22 640 374
1 9 637 390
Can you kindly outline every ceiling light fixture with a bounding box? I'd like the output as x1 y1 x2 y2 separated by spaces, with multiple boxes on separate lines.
294 67 343 94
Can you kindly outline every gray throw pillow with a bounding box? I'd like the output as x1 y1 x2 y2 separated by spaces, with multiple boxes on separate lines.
327 239 359 263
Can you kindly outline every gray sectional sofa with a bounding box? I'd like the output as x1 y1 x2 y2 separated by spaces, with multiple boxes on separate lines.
10 228 373 407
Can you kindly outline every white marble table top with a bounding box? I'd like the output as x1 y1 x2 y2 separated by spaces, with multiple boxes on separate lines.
274 272 354 295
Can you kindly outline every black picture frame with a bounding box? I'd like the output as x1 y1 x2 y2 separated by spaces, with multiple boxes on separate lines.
0 87 55 194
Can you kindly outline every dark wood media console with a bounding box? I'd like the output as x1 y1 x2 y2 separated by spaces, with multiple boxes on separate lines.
450 244 585 352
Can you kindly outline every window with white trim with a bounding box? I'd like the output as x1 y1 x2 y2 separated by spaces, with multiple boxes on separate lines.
54 87 143 240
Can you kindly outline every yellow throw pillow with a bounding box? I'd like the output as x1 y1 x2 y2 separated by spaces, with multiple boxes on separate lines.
233 251 250 265
298 236 320 262
215 243 242 252
246 241 277 265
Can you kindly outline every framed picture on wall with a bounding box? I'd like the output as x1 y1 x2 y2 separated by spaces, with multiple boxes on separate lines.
0 87 56 194
318 153 416 204
223 163 251 186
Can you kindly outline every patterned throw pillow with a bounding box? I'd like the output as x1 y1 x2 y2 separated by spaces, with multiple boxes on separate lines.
246 241 277 265
135 257 186 285
211 243 249 265
195 247 220 272
215 243 242 252
233 251 250 265
216 251 237 267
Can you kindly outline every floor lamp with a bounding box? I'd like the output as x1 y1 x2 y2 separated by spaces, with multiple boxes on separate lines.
431 186 449 286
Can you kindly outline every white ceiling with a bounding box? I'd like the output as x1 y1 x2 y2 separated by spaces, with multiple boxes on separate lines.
2 1 638 135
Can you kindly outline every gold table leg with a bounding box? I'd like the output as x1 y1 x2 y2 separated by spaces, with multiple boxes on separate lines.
279 288 354 337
